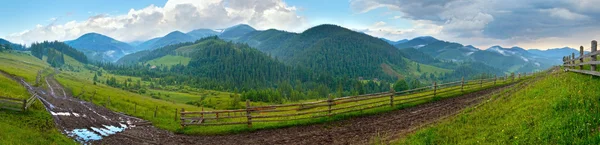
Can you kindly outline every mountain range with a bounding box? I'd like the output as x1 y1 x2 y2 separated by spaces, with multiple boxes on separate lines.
39 23 576 76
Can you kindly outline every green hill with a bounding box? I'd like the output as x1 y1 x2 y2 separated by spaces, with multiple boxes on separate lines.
401 69 600 144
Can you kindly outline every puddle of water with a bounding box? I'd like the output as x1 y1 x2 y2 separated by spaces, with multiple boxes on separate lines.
66 128 102 142
66 124 128 143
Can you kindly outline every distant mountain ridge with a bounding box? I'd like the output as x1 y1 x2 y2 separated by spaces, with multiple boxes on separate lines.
65 33 134 62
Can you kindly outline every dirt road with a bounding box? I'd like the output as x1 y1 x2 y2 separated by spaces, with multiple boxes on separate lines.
4 70 534 145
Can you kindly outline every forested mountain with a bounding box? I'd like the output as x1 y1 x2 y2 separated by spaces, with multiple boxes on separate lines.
471 46 551 72
394 36 439 49
30 41 88 67
0 38 26 51
106 37 393 102
232 24 411 81
528 47 582 59
186 29 220 39
65 33 134 62
380 38 408 45
142 31 197 51
219 24 256 40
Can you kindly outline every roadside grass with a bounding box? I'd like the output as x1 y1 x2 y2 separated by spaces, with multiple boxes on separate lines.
0 51 49 83
399 70 600 144
0 52 75 144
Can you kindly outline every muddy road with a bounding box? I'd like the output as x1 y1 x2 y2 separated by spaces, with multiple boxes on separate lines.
4 70 538 145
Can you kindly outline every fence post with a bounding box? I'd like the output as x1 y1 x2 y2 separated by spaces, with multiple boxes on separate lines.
518 73 521 80
494 74 497 85
461 77 464 92
181 108 185 127
154 106 158 118
201 105 204 118
479 76 483 88
328 94 333 117
389 86 395 107
592 40 598 71
246 99 252 128
572 53 575 69
580 46 584 70
22 99 27 111
433 82 437 97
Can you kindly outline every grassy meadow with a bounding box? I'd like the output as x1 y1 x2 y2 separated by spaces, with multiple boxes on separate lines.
0 52 76 144
399 69 600 144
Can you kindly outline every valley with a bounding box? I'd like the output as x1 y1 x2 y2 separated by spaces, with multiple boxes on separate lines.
0 20 591 145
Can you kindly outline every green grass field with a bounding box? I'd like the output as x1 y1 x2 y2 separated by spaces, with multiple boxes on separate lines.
399 69 600 144
146 55 191 67
0 52 76 144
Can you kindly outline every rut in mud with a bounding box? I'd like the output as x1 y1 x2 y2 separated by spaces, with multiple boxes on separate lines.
9 72 149 143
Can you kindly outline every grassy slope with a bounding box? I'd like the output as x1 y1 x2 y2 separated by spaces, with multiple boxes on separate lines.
0 52 75 144
146 55 191 67
400 70 600 144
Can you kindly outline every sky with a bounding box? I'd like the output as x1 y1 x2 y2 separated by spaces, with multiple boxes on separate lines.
2 0 600 50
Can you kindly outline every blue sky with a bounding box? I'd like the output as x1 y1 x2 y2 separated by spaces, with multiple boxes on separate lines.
2 0 598 50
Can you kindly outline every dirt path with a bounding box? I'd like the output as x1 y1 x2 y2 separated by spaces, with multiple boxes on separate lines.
3 69 536 145
7 73 149 143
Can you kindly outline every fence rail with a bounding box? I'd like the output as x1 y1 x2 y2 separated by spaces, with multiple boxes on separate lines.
563 40 600 76
180 72 539 128
0 94 38 112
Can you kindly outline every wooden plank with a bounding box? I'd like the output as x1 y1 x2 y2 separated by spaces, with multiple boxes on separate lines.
566 69 600 77
0 99 22 105
567 51 600 62
333 93 392 105
0 96 23 101
578 61 600 66
182 109 247 114
0 106 22 111
184 121 246 126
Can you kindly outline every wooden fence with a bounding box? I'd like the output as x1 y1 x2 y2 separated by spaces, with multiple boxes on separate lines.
563 40 600 76
180 72 539 128
0 94 38 112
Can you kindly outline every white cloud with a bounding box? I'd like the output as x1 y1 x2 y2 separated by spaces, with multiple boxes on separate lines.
350 0 600 50
540 8 589 20
5 0 306 44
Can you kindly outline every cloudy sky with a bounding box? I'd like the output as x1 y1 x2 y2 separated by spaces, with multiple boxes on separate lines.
2 0 599 50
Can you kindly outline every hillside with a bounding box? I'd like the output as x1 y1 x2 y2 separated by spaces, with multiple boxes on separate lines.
219 24 256 40
142 31 196 50
65 33 134 62
0 38 26 51
401 69 600 144
234 24 410 80
186 29 220 39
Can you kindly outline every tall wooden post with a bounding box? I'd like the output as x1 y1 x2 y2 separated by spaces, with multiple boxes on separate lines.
22 99 27 111
327 94 333 117
433 82 437 97
154 106 158 118
580 46 584 70
494 74 497 85
246 100 252 128
181 108 185 127
389 86 395 107
479 76 483 88
572 53 575 69
592 40 598 71
460 77 464 92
